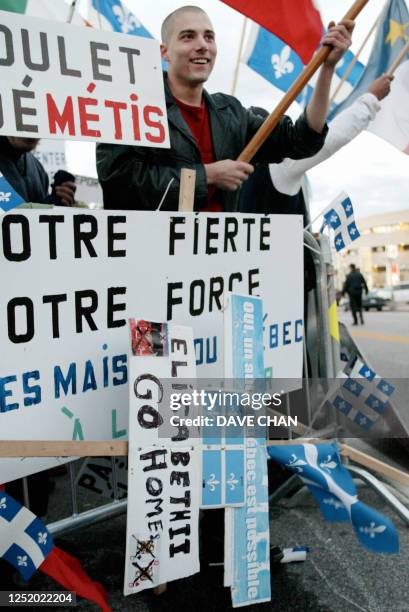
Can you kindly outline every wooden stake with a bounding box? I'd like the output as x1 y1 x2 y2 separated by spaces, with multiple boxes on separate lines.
340 444 409 487
178 168 196 212
237 0 369 162
1 440 409 486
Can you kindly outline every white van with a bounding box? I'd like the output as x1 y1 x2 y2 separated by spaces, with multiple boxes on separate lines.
392 282 409 303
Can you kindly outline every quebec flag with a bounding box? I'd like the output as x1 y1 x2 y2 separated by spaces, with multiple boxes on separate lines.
243 24 364 111
90 0 153 38
0 492 53 580
0 172 25 213
321 192 360 252
331 358 395 432
268 443 399 553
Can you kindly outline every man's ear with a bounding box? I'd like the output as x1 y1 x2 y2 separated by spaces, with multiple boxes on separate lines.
160 43 169 61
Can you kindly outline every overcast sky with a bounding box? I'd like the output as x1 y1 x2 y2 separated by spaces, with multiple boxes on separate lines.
70 0 409 221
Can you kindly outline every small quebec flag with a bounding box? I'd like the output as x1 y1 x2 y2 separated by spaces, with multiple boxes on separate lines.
0 172 25 213
268 442 399 554
321 192 360 252
331 358 395 433
0 492 53 580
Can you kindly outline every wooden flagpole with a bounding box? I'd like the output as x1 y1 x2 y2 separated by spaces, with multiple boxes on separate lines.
386 38 409 76
329 11 381 106
231 17 248 96
237 0 370 163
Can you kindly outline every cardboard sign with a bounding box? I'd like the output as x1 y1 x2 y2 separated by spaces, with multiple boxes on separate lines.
0 11 169 146
124 322 200 594
0 210 302 482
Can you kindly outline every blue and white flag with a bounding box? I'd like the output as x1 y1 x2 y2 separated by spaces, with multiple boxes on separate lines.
330 0 409 119
268 443 399 553
0 172 25 213
321 192 360 252
243 24 364 112
331 358 395 432
0 492 53 580
90 0 153 38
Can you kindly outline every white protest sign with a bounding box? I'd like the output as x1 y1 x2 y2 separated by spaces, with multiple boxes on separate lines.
125 322 200 594
223 294 271 607
0 210 302 483
0 11 169 146
124 445 201 594
128 321 199 447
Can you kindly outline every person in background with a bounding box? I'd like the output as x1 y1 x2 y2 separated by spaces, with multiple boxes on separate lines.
343 263 369 325
0 136 76 206
0 135 76 588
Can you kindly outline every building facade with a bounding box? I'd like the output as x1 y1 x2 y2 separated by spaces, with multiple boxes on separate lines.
333 209 409 290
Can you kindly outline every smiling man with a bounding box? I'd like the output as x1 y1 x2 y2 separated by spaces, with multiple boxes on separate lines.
97 5 354 212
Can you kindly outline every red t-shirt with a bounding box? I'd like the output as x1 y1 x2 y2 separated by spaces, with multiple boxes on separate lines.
175 97 223 212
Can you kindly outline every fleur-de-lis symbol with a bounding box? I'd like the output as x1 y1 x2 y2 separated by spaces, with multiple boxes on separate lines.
38 532 48 545
0 191 11 202
359 521 387 538
330 214 338 224
17 555 28 567
0 497 7 510
323 497 343 510
112 5 141 34
286 453 307 473
226 473 239 491
271 46 294 79
206 473 220 492
320 455 337 471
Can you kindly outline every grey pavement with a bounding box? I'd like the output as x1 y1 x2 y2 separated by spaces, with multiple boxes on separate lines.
16 456 409 612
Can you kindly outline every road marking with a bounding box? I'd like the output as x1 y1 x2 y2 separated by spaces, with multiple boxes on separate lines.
351 329 409 344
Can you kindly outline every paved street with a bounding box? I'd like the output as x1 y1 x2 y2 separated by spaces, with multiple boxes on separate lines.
23 461 409 612
338 307 409 378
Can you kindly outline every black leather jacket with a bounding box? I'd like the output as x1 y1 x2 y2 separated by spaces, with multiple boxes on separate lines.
0 137 49 203
97 78 327 212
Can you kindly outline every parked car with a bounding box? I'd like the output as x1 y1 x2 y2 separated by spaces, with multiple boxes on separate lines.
391 282 409 303
362 291 388 311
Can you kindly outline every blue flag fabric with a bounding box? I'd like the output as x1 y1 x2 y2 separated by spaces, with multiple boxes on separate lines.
0 492 53 580
329 0 409 119
0 171 25 212
245 25 364 110
330 358 395 432
321 192 360 252
91 0 153 37
267 443 399 553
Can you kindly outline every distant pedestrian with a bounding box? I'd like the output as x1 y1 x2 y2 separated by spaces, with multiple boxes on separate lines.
343 264 368 325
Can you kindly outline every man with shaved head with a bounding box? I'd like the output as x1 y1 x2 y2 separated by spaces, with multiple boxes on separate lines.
97 5 354 212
